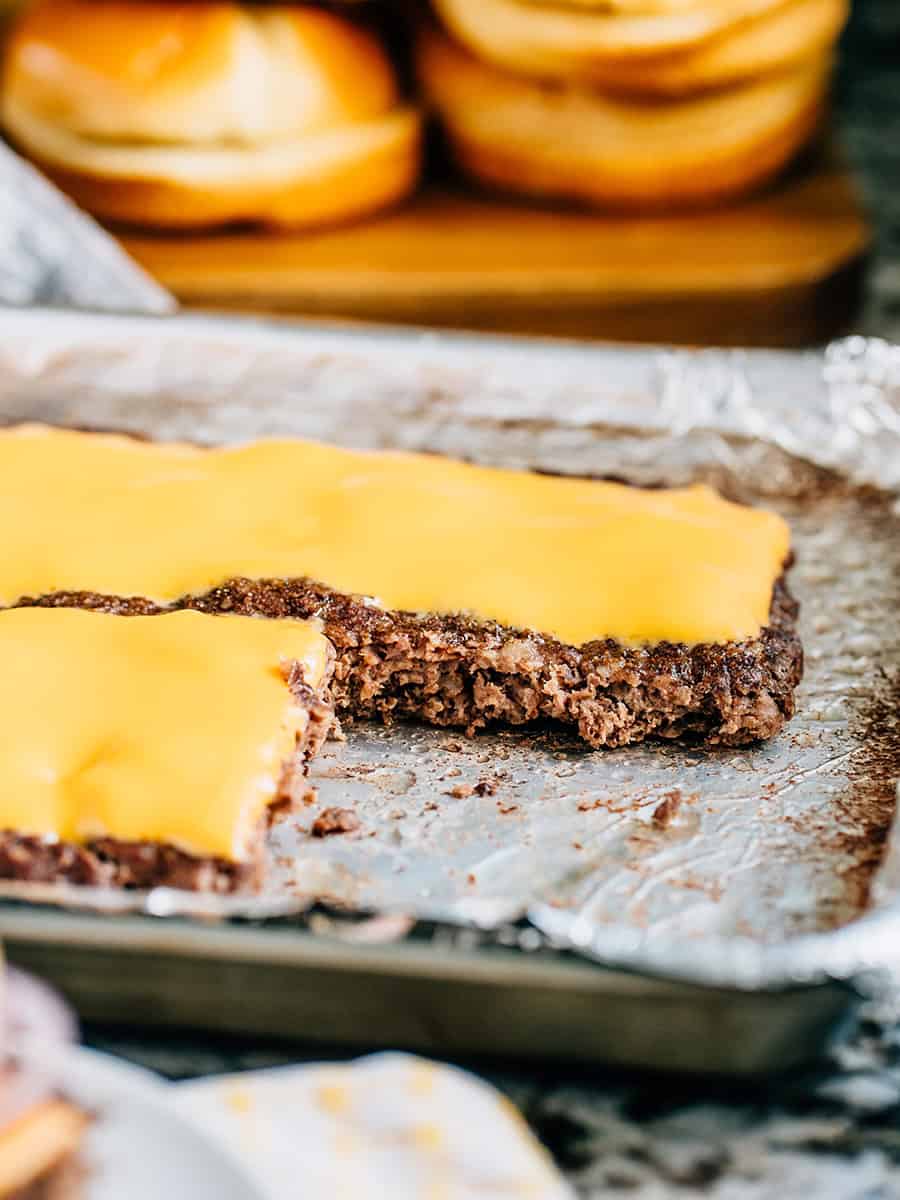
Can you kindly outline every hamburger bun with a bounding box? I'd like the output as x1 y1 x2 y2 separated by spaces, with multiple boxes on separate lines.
432 0 797 75
2 0 421 228
418 23 829 210
519 0 849 96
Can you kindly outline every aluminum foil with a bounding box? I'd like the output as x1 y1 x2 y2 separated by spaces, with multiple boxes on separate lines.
0 144 174 314
0 307 897 994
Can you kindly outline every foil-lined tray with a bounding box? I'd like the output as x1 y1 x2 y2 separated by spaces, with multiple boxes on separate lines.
0 308 897 1069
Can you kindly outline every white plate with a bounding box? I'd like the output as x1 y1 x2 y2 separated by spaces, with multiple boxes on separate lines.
62 1048 264 1200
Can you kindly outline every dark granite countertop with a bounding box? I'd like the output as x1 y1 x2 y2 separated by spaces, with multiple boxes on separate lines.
86 4 900 1194
90 992 900 1198
838 0 900 341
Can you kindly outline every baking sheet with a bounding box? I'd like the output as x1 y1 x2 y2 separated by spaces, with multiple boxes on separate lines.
0 308 897 997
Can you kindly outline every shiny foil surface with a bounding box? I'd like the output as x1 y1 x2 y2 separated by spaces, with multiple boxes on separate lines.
0 308 896 993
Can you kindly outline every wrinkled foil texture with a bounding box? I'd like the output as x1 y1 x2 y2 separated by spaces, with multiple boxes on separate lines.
0 308 897 992
0 144 173 315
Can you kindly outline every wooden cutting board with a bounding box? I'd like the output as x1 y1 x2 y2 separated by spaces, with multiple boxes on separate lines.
122 154 869 348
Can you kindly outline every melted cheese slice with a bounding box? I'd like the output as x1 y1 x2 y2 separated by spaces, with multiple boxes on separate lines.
0 425 790 646
0 607 329 859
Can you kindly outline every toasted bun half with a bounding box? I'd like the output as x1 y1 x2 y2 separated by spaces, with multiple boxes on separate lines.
418 24 829 210
2 0 421 228
432 0 799 74
508 0 776 10
536 0 848 96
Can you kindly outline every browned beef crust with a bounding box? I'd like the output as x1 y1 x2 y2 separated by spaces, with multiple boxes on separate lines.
0 676 334 893
22 574 802 750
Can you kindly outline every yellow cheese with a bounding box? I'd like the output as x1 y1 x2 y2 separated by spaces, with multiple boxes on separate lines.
0 607 329 859
0 425 790 646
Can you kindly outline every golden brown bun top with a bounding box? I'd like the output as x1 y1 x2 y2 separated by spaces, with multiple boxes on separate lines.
4 0 402 144
505 0 727 9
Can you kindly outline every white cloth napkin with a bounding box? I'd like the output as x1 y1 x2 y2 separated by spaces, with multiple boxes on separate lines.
174 1052 573 1200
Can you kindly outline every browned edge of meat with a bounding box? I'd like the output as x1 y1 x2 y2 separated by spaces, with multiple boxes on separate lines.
21 572 803 750
0 670 334 894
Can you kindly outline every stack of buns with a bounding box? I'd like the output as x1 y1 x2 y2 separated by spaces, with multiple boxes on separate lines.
1 0 422 227
417 0 849 208
0 0 851 225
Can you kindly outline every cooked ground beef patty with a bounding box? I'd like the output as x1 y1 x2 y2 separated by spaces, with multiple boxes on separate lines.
21 572 802 750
